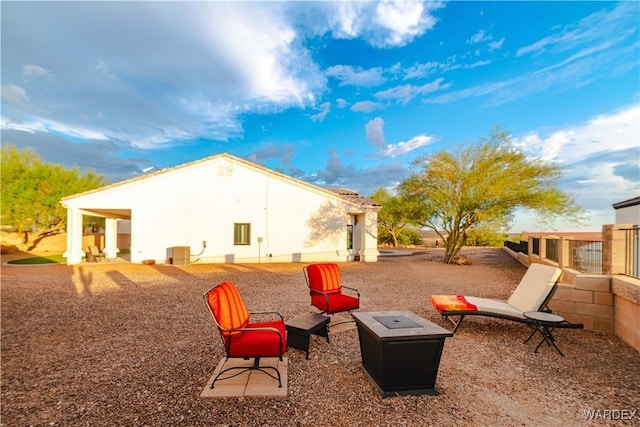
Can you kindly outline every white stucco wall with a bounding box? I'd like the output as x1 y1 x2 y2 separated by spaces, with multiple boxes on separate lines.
615 204 640 226
63 156 378 264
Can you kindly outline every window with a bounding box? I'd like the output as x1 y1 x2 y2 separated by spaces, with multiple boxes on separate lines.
234 223 251 245
346 225 354 250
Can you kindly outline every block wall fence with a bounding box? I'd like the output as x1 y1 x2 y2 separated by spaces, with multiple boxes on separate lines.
504 224 639 353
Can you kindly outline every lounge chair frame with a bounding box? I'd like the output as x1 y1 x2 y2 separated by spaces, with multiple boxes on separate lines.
434 264 583 335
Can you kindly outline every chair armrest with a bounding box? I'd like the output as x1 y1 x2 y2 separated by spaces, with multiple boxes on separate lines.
233 325 283 335
342 286 360 299
309 289 331 305
249 311 284 322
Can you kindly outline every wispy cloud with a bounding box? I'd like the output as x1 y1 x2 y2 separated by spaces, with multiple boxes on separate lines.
22 65 51 81
468 29 491 45
311 101 331 122
350 101 384 112
325 65 386 87
375 78 448 103
488 37 505 51
428 37 638 106
425 2 638 106
516 1 637 57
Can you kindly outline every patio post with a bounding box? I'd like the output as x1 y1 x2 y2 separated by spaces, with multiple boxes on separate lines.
63 207 85 265
104 218 119 259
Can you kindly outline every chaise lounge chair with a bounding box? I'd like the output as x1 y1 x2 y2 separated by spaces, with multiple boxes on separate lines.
431 263 581 334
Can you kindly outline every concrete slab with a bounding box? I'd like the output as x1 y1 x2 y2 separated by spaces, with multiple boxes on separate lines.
200 357 288 399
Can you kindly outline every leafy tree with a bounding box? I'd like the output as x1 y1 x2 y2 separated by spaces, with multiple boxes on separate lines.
370 188 419 247
1 144 106 248
399 128 583 263
465 222 508 247
396 228 424 246
378 226 423 246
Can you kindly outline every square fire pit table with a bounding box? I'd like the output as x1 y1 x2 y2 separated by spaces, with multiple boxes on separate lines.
352 311 453 397
286 313 330 359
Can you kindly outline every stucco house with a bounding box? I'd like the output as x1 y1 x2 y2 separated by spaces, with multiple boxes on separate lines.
61 153 380 265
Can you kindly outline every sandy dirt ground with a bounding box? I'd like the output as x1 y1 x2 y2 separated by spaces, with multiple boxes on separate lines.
2 247 639 426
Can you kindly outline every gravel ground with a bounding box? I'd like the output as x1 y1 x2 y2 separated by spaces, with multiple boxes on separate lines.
2 248 639 427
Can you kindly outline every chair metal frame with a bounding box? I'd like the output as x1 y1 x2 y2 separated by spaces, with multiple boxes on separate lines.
202 283 286 388
302 263 360 315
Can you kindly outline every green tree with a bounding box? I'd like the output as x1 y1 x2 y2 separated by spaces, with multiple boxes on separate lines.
1 144 106 248
465 222 508 247
399 128 583 263
370 188 419 247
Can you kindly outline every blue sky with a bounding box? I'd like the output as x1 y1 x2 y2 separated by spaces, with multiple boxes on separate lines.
2 1 639 233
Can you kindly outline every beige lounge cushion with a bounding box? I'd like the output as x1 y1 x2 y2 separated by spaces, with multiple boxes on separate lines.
465 297 526 319
507 263 562 313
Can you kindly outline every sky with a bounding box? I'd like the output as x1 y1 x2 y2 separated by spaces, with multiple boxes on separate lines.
1 1 639 233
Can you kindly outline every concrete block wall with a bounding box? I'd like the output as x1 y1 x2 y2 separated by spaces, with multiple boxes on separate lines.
549 270 615 332
611 277 640 352
505 239 640 353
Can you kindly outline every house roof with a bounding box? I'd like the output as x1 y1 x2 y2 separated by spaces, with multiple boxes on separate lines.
326 188 380 208
613 196 640 209
61 153 379 209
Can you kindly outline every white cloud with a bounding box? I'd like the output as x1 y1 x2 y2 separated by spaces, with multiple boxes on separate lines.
377 134 434 158
336 98 348 108
468 29 490 45
311 101 331 122
325 65 386 87
488 37 505 51
375 84 415 102
514 104 639 164
373 1 438 47
325 0 444 48
402 62 439 80
95 60 115 80
365 117 385 148
22 65 50 81
1 2 328 148
1 84 30 110
375 78 448 103
513 104 640 216
2 116 108 141
350 101 384 112
201 3 321 106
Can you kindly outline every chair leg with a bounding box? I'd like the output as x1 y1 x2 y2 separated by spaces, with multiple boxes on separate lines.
446 315 465 333
210 358 282 389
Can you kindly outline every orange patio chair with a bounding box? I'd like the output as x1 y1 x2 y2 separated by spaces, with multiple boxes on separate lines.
303 263 360 315
202 281 287 388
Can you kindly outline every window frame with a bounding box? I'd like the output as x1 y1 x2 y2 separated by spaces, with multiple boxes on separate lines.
234 223 251 246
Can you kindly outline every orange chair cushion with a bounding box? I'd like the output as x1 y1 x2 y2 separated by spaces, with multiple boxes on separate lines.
306 263 342 294
311 292 359 314
431 294 478 312
207 281 250 334
224 320 287 358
